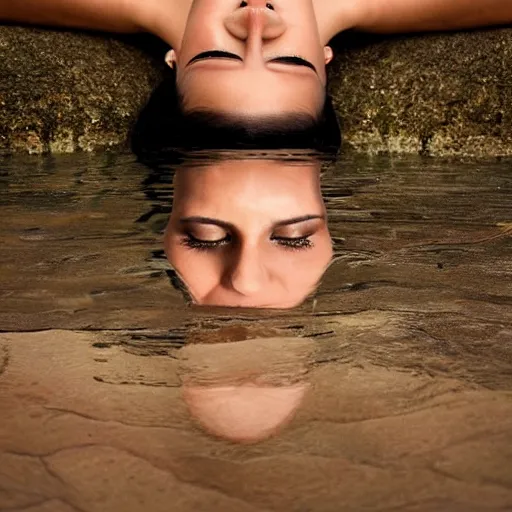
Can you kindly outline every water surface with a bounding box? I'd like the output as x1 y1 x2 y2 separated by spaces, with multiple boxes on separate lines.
0 152 511 512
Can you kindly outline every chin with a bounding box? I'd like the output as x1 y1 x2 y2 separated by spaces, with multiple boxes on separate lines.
182 383 308 443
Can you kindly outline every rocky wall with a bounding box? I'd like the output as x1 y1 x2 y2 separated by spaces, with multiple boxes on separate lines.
1 24 511 156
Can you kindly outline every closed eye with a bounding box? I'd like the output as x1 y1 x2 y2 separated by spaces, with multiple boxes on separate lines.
187 50 243 66
268 56 317 73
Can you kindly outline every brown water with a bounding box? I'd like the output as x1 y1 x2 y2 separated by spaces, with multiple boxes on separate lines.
1 152 511 512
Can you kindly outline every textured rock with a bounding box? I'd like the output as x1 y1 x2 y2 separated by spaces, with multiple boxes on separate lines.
0 26 165 154
1 24 512 155
329 29 512 156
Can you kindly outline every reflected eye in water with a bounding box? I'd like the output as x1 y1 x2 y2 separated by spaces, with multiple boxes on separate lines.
180 233 315 252
271 234 314 250
181 233 231 251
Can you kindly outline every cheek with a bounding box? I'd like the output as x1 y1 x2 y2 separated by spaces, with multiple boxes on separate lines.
315 235 334 264
179 8 226 53
274 237 332 281
166 243 223 300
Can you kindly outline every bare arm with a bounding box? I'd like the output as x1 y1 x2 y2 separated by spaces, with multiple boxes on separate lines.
0 0 184 47
0 0 145 32
357 0 512 33
317 0 512 43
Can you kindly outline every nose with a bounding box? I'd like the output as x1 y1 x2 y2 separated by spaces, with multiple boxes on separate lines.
224 6 286 50
226 243 268 296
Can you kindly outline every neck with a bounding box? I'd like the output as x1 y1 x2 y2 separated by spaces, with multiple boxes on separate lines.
147 0 193 49
313 0 361 43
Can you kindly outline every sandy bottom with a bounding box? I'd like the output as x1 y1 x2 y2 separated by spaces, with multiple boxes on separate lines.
1 331 511 512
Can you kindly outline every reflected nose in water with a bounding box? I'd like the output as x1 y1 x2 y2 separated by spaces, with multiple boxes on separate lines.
226 244 268 296
178 336 313 443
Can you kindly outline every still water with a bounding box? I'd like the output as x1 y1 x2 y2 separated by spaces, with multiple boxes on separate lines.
0 152 511 511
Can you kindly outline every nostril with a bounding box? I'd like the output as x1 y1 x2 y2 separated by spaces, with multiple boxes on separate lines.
239 1 273 8
226 3 284 40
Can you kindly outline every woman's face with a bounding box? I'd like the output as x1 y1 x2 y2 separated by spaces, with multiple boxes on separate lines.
172 0 332 117
165 159 332 308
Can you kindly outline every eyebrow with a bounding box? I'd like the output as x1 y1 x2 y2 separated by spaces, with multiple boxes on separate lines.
187 50 243 66
268 56 317 73
187 51 317 74
180 215 324 229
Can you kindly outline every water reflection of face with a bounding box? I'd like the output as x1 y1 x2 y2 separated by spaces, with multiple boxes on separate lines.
164 159 332 308
180 337 313 443
171 0 332 117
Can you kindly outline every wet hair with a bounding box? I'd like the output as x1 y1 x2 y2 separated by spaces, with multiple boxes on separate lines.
131 67 341 162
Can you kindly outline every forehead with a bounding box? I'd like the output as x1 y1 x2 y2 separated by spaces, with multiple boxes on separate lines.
176 160 319 188
173 161 322 211
177 66 325 115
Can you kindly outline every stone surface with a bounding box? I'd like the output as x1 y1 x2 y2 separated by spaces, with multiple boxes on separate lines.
2 24 512 156
0 26 164 154
329 29 512 156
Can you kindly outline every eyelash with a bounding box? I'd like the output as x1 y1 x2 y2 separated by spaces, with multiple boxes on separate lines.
271 56 302 65
181 234 231 252
180 234 314 252
271 236 314 251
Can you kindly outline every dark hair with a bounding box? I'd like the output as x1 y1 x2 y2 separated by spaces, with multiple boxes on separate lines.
131 67 341 161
